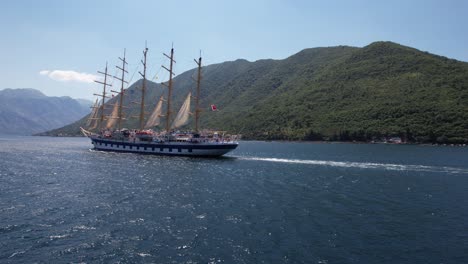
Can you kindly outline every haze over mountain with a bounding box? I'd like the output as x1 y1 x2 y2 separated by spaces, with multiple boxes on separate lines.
0 88 91 135
44 41 468 143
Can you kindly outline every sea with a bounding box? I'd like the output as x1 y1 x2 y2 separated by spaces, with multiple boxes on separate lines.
0 136 467 264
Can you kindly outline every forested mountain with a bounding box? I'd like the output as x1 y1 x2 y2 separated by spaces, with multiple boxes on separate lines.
43 42 468 143
0 88 91 135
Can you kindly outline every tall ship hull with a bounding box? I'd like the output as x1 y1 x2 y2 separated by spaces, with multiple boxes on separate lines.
89 136 238 157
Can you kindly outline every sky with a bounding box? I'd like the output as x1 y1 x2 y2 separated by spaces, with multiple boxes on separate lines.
1 0 467 100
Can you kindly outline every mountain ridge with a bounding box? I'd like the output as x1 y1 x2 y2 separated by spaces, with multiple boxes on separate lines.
0 88 91 135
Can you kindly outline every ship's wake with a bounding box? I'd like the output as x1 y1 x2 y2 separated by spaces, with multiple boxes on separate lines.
234 156 468 174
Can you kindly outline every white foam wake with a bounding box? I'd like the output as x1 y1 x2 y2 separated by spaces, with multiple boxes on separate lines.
234 156 468 174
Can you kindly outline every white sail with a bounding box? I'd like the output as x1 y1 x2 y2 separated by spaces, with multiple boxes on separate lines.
85 101 95 127
86 99 99 127
171 92 191 129
145 96 164 128
106 102 119 129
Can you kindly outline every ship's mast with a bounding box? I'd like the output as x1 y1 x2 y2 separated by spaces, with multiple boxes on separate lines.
94 62 112 130
138 46 148 130
112 49 128 130
162 46 176 132
194 55 202 132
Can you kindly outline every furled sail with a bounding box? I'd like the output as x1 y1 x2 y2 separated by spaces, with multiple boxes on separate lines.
171 92 191 129
105 102 119 129
145 96 164 128
87 99 100 129
86 99 98 127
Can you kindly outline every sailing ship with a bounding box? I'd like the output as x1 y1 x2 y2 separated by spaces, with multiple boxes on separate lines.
81 46 239 157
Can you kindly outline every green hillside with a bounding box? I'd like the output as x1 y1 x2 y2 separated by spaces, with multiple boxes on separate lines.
43 41 468 143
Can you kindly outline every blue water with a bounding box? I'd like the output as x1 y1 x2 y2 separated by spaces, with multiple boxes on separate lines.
1 136 467 263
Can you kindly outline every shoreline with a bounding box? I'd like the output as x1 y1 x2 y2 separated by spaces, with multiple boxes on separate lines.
31 134 468 147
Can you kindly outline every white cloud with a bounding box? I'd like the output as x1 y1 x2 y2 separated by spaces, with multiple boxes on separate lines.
39 70 97 83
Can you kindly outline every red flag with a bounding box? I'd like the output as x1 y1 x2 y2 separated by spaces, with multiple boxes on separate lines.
211 104 218 111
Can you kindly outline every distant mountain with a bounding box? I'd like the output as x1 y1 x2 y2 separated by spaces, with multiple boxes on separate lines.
0 88 46 99
44 41 468 143
75 98 94 109
0 88 91 135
